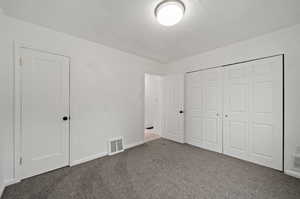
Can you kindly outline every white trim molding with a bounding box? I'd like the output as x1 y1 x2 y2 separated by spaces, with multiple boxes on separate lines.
124 140 145 150
70 152 108 167
0 178 21 197
161 133 185 144
285 170 300 179
70 140 145 167
4 178 20 187
0 185 4 198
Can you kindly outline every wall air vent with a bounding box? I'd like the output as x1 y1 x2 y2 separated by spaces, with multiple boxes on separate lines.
108 137 124 155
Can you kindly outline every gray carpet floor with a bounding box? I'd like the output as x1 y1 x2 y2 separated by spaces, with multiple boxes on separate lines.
2 138 300 199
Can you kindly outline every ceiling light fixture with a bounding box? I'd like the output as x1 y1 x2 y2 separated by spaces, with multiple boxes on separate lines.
155 0 185 26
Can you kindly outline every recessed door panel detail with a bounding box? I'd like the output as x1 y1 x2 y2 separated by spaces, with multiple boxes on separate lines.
229 121 247 152
203 118 218 144
254 82 273 113
229 84 247 112
252 124 273 159
205 86 218 111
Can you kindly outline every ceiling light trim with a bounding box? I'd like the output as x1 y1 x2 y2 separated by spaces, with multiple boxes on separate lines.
154 0 185 26
154 0 186 17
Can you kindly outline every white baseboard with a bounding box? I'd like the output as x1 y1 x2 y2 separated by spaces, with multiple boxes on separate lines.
4 178 20 187
0 184 4 198
70 140 144 166
1 178 21 197
186 138 203 148
125 140 144 149
161 133 184 144
285 170 300 179
70 152 108 166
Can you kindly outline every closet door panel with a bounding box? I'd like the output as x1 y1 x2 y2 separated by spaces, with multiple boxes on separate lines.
186 68 223 153
248 56 283 170
202 69 223 153
223 56 283 170
185 72 204 147
223 64 250 160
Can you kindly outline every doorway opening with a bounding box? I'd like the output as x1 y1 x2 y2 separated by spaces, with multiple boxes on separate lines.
144 73 163 142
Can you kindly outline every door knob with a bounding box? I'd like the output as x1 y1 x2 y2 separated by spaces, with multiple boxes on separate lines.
62 116 69 121
225 114 228 118
179 110 184 114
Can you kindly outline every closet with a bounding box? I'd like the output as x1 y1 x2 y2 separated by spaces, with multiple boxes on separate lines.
185 55 283 170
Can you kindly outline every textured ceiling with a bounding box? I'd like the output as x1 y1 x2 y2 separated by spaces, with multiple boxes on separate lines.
1 0 300 63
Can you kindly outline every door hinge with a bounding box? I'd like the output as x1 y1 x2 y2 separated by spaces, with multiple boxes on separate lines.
19 157 23 165
19 57 23 66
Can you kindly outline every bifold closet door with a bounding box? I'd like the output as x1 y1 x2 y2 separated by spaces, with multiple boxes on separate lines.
223 56 283 170
185 68 223 153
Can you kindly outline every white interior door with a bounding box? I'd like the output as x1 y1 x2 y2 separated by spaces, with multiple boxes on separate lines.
20 47 70 179
162 74 184 143
223 56 283 170
185 68 223 153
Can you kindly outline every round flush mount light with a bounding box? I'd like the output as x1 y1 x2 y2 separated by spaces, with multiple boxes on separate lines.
155 0 185 26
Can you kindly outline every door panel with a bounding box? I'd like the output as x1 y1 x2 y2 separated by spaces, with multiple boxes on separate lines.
252 124 273 158
224 56 283 170
185 69 222 153
248 56 283 170
202 69 223 153
203 118 218 143
162 74 184 143
223 64 250 160
21 48 70 179
185 56 283 170
185 72 203 145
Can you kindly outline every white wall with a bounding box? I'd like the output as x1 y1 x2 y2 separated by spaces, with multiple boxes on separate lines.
0 13 166 185
167 24 300 177
144 74 163 134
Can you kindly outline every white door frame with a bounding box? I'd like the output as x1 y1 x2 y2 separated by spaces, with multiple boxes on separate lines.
143 73 164 142
13 41 71 181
